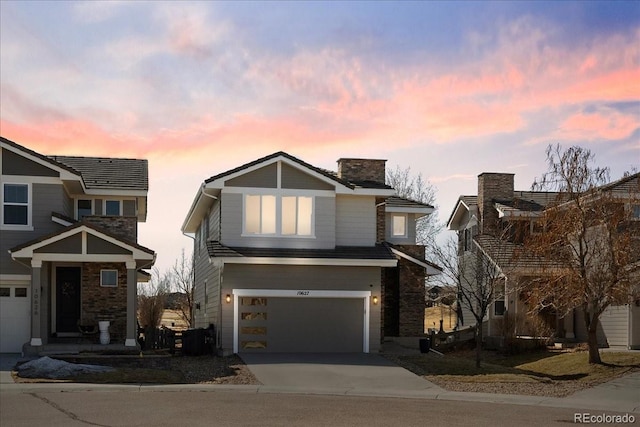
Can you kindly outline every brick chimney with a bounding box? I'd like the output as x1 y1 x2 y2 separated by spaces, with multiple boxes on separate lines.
337 158 387 185
478 173 514 235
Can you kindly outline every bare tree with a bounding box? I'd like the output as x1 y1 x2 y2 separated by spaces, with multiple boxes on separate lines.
169 249 195 328
525 144 639 364
138 268 170 348
431 235 507 367
386 165 442 249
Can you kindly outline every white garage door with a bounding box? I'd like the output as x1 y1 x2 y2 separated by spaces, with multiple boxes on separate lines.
0 285 30 353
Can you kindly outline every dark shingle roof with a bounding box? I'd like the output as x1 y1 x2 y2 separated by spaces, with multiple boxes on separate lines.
49 155 148 191
206 241 396 260
474 234 563 273
385 196 434 210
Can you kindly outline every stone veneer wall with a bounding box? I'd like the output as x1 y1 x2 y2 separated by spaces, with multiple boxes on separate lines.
382 244 428 337
82 216 138 242
477 173 514 236
376 197 386 243
395 245 427 336
337 158 386 184
81 262 128 343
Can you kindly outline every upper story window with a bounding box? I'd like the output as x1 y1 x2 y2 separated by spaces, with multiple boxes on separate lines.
2 183 31 229
244 194 314 237
105 200 121 216
391 214 407 237
631 204 640 219
246 195 276 234
463 228 472 251
282 196 312 236
77 199 92 219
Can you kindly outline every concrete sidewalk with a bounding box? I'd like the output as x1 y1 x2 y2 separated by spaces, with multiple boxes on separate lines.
1 352 638 414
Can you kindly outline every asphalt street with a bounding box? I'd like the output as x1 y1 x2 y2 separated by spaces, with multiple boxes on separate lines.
2 389 632 427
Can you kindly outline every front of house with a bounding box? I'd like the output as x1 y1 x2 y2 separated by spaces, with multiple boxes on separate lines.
447 172 640 349
0 137 155 355
182 152 440 355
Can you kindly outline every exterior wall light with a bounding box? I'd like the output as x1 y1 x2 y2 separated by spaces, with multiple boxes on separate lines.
372 296 378 305
226 294 232 303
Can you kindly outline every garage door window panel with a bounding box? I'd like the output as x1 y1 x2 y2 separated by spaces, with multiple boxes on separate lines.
0 288 9 297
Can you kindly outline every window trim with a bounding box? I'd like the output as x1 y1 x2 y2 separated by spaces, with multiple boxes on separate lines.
391 213 408 238
76 199 93 220
104 200 122 216
100 269 118 287
1 182 33 231
242 193 315 238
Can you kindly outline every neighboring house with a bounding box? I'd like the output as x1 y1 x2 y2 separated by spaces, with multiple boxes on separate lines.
447 172 640 349
0 137 155 355
182 152 440 354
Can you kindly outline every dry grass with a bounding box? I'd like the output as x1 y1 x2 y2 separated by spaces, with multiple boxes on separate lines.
424 306 456 333
388 349 640 397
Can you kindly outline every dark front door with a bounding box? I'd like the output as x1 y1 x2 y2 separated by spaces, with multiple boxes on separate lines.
56 267 81 333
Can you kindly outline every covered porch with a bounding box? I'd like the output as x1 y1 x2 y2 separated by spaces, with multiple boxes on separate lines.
9 223 155 356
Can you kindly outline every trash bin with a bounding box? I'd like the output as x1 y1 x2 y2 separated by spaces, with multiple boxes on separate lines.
419 338 431 353
182 328 206 356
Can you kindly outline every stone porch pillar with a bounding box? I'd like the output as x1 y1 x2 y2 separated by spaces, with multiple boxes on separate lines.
125 261 138 347
30 260 42 346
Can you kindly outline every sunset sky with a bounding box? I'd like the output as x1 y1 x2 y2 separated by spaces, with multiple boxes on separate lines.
1 1 638 274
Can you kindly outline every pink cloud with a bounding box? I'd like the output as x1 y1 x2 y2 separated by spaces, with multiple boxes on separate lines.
554 109 639 142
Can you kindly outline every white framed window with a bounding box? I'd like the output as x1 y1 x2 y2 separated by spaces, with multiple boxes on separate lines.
391 214 407 237
244 194 314 237
2 183 32 229
245 194 277 235
77 199 92 220
282 196 313 236
105 200 121 216
100 270 118 287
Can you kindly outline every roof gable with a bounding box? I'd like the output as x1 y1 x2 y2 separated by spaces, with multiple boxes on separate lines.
1 136 83 181
10 222 154 263
204 151 352 191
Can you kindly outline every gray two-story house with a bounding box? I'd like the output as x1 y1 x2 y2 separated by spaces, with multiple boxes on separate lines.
447 172 640 349
0 137 155 355
182 152 440 355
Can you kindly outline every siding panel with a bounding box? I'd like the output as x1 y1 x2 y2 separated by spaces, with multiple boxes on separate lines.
336 195 376 246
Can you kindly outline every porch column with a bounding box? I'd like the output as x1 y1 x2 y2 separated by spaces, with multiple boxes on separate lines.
125 261 138 347
30 260 42 346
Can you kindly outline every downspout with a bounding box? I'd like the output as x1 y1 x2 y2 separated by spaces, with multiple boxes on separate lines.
199 184 222 351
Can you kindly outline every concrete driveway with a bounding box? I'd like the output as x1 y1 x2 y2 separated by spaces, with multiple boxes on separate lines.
241 353 442 395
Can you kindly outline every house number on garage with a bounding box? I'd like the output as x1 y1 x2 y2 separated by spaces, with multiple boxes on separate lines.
296 291 310 296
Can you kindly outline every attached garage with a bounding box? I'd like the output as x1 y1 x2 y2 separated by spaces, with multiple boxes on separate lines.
0 285 30 353
234 290 370 353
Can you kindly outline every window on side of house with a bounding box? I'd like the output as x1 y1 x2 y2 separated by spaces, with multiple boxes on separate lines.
463 228 472 251
494 279 506 316
391 214 407 237
2 183 30 227
105 200 121 216
77 199 92 219
494 299 506 316
100 270 118 287
631 204 640 219
245 195 276 235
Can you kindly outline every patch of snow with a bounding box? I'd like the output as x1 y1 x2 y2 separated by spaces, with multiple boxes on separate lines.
16 356 115 379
